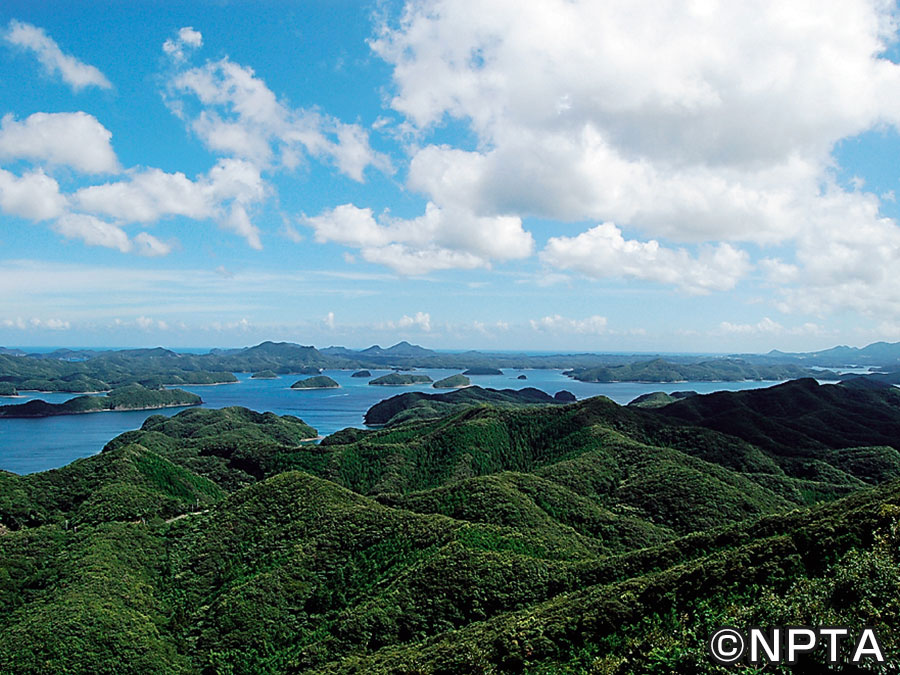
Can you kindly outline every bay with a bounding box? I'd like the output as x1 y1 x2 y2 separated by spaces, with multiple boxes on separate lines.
0 368 788 475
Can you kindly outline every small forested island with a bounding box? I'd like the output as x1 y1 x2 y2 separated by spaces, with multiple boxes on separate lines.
351 370 372 378
0 385 201 418
565 358 831 383
250 370 278 379
517 374 527 380
554 390 577 402
463 367 503 375
369 373 433 386
433 373 470 389
290 375 340 389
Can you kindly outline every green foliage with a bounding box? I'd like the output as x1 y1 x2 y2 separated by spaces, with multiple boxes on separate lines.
0 385 201 418
7 382 900 672
368 373 433 386
291 375 340 389
433 373 471 388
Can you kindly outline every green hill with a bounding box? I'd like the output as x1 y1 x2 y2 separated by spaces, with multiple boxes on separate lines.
368 373 433 386
433 373 470 388
0 385 201 418
6 380 900 672
291 375 340 389
250 369 278 379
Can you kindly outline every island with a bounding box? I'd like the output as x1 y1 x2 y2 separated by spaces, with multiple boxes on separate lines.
433 374 470 389
0 385 201 418
628 390 698 409
0 382 16 396
369 373 433 386
554 390 577 402
290 375 340 389
351 370 372 378
463 367 503 375
250 370 278 379
517 374 527 380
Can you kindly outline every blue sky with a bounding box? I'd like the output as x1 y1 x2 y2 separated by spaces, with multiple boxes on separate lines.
2 0 900 352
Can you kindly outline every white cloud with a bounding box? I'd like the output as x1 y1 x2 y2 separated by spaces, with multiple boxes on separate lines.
541 222 750 294
5 20 111 91
135 316 169 331
133 232 173 257
378 311 432 332
53 214 132 253
529 314 608 335
718 317 824 336
167 53 391 179
0 168 66 220
0 112 119 174
370 0 900 305
323 311 336 329
162 26 203 63
305 202 533 274
4 317 71 330
73 158 266 248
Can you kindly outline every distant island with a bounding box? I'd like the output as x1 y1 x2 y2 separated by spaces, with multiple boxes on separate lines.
433 374 470 389
351 370 371 378
250 370 278 379
369 373 433 386
517 374 527 380
291 376 340 389
463 367 503 375
0 385 201 418
0 383 16 396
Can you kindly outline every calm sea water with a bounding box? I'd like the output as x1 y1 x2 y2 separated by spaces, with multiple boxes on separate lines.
0 369 788 475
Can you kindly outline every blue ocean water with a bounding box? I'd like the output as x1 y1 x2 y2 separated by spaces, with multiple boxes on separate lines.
0 369 788 475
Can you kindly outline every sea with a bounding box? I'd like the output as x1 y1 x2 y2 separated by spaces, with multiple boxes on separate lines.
0 368 800 475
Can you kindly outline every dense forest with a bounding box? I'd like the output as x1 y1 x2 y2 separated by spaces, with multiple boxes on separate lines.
2 378 900 672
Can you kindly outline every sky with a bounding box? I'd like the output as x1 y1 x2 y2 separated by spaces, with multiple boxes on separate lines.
3 0 900 352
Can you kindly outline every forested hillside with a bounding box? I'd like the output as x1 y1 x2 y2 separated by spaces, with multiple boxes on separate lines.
2 380 900 672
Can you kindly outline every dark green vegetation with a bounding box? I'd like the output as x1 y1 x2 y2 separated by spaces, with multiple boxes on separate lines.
0 385 200 418
351 370 371 377
627 390 697 409
369 373 433 386
251 370 278 379
433 373 470 388
291 375 340 389
565 357 832 382
0 382 16 396
517 374 527 380
4 380 900 673
363 385 561 426
464 367 503 375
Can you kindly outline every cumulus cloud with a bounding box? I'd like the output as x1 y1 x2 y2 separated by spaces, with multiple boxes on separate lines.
133 232 173 257
135 316 169 330
0 112 119 174
379 311 432 332
53 214 132 253
162 26 203 63
166 48 391 179
530 314 608 334
370 0 900 304
541 222 751 294
5 20 111 91
73 158 266 249
0 168 67 221
3 317 70 330
718 317 824 336
305 202 533 274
